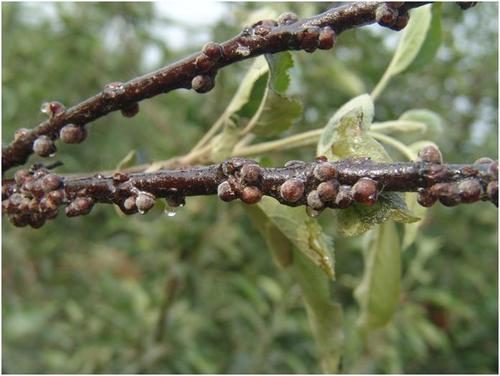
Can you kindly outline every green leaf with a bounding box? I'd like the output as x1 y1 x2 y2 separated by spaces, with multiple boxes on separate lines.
246 196 335 279
399 109 444 139
328 58 366 97
354 221 401 333
371 5 441 100
226 57 269 117
405 3 442 73
249 90 303 136
370 120 427 134
210 52 301 160
210 117 239 162
265 52 294 94
245 52 303 136
388 5 434 76
292 249 343 373
317 94 374 157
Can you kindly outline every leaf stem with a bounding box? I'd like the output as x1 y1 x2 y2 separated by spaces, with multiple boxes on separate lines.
368 131 416 160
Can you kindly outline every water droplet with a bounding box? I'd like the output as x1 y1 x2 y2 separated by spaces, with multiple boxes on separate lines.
49 153 56 157
164 207 177 217
139 209 145 215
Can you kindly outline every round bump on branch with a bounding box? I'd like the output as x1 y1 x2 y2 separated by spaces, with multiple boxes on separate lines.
375 4 399 27
39 197 58 214
488 160 498 179
299 26 320 53
136 191 156 214
253 20 276 36
335 185 353 208
14 128 30 141
22 178 43 199
103 82 125 99
202 41 223 61
424 164 447 183
33 168 48 180
241 186 262 204
417 145 443 164
217 181 238 202
487 181 498 205
8 192 24 206
280 178 305 203
2 184 13 201
28 214 46 229
474 157 494 165
191 75 215 94
431 183 461 207
65 197 94 217
457 179 482 203
123 196 137 211
277 11 298 25
417 188 437 207
240 163 262 185
14 169 31 186
121 102 140 118
40 101 65 118
112 172 129 184
41 174 62 192
59 124 88 144
28 198 39 213
318 27 336 50
352 177 378 205
307 190 325 211
194 54 215 72
317 180 339 202
48 190 64 205
313 162 337 182
391 11 410 31
9 213 30 227
33 136 56 157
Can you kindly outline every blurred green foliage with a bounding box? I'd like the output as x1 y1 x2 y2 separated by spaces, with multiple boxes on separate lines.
2 2 497 373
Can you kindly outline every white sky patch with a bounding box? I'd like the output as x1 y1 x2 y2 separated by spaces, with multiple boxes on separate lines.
154 1 227 49
141 2 227 69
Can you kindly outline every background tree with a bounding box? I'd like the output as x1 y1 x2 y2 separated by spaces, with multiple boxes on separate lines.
2 2 497 373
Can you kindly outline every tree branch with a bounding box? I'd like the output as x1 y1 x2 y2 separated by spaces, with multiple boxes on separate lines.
2 1 435 172
2 152 497 228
